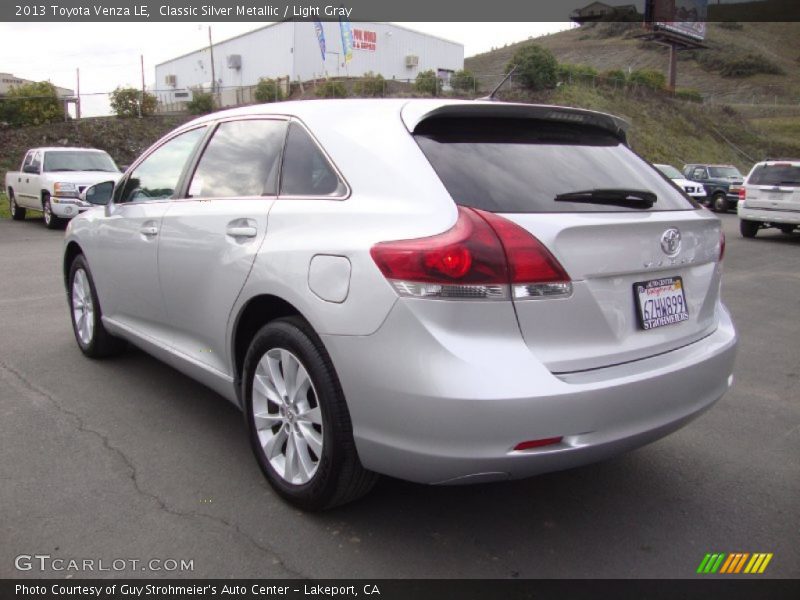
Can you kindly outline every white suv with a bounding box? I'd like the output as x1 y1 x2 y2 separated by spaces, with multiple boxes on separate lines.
738 159 800 238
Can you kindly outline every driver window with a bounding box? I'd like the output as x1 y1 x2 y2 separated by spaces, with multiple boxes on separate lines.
30 152 42 172
692 168 706 180
117 127 206 204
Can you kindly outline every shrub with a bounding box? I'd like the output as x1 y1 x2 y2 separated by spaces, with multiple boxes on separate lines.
628 69 666 90
354 72 385 97
507 44 558 91
557 63 598 83
0 81 63 126
254 78 284 103
110 86 157 118
415 70 440 96
450 69 478 92
675 88 703 103
186 91 214 115
601 69 627 86
314 80 348 99
720 54 784 78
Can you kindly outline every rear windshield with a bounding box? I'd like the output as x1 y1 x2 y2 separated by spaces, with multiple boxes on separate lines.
708 166 742 179
748 164 800 186
414 118 697 213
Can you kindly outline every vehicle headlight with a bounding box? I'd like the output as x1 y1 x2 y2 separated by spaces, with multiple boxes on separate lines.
53 182 79 198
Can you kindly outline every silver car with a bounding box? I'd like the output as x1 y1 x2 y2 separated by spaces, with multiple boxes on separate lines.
64 99 737 510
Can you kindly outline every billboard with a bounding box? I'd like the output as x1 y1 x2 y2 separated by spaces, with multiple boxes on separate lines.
646 0 708 42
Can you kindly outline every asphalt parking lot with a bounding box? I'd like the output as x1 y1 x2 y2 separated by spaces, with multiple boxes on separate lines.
0 213 797 579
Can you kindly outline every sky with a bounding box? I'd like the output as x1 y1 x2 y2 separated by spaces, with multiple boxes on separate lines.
0 22 572 116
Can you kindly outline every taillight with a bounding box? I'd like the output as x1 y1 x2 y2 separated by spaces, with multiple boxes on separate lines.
738 187 746 201
370 206 572 300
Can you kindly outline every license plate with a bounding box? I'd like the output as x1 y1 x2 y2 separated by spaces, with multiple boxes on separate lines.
633 276 689 331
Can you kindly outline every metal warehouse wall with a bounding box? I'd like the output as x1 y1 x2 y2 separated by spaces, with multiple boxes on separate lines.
154 22 463 104
292 22 464 81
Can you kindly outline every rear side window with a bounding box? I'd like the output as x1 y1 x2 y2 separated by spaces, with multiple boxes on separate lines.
415 118 695 213
748 164 800 186
279 123 347 197
189 119 287 198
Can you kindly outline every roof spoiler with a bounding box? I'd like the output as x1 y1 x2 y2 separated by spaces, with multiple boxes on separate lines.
401 101 630 144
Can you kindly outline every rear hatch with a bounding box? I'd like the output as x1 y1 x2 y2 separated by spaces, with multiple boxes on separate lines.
411 108 723 373
744 162 800 212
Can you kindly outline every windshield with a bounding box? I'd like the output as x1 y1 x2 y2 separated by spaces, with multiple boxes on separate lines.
656 164 683 179
44 151 118 173
748 164 800 186
414 118 697 213
708 166 742 179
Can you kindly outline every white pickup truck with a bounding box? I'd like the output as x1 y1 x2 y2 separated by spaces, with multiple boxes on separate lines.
5 147 122 229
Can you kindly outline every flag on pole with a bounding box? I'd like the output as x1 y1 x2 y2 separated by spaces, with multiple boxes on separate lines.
313 19 326 62
339 16 353 63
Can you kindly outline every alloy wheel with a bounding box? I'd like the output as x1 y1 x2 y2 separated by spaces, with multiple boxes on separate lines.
71 268 95 346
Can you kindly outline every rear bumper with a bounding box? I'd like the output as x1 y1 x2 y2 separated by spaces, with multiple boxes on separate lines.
738 203 800 226
323 300 737 485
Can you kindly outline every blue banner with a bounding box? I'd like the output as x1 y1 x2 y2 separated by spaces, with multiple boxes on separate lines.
313 19 326 61
339 16 353 63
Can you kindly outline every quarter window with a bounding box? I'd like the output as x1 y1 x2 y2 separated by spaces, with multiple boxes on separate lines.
117 127 206 203
189 119 287 198
279 123 346 197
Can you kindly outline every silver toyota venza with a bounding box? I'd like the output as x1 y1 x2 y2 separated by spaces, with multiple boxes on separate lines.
64 99 737 510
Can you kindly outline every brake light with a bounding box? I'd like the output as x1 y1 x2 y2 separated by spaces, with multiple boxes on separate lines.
370 206 572 300
738 187 746 201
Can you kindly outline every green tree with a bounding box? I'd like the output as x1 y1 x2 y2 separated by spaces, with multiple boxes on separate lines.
314 80 348 99
354 72 385 97
186 90 214 115
1 81 62 126
415 70 439 96
254 78 284 103
109 86 157 118
450 69 479 93
507 44 558 91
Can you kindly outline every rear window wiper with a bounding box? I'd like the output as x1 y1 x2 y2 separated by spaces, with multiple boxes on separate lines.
555 188 657 209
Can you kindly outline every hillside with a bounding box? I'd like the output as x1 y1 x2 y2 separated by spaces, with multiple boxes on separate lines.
0 115 193 186
466 22 800 104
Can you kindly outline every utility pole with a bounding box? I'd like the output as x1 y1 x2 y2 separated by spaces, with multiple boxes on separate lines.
667 42 677 92
208 26 216 97
140 54 146 118
76 67 81 120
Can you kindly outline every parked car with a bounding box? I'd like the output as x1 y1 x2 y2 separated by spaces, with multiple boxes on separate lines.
654 163 707 202
738 159 800 238
63 100 737 510
682 163 744 213
5 147 122 229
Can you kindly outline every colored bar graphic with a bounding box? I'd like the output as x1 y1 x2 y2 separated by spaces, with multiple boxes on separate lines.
700 552 773 574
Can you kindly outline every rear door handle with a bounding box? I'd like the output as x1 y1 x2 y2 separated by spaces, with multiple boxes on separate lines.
226 225 257 238
140 225 158 236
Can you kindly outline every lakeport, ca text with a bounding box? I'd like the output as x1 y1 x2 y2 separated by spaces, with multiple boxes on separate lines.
15 584 380 597
14 4 353 18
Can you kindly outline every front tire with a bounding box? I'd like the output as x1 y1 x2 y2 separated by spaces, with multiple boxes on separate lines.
43 194 62 230
9 190 26 221
712 192 728 213
243 316 377 510
68 255 126 358
740 219 759 238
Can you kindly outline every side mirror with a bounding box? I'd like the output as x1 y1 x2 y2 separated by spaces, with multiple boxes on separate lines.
81 181 115 205
23 164 39 174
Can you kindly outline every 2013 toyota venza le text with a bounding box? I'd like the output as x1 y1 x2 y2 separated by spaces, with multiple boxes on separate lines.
63 99 737 510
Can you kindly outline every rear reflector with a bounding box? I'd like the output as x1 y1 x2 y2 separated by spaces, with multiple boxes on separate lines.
370 206 572 300
513 437 563 451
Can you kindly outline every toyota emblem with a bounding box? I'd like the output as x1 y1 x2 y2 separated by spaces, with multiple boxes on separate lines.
661 228 681 256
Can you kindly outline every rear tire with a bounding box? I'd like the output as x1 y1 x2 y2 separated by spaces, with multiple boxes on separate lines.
740 219 759 238
778 225 795 234
712 192 728 213
242 316 377 510
9 190 26 221
43 194 62 230
68 255 126 358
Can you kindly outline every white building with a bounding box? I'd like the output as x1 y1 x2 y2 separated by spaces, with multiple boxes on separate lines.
154 22 464 107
